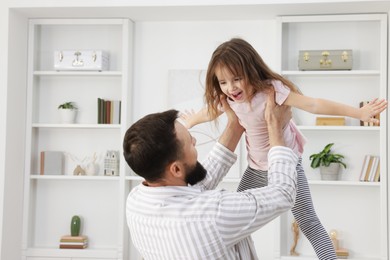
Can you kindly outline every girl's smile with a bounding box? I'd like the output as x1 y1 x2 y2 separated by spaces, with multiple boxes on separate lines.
215 66 251 103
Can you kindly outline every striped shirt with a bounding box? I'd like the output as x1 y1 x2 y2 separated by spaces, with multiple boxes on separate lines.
126 143 298 260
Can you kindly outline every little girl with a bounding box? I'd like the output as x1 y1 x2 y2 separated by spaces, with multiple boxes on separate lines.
181 38 387 260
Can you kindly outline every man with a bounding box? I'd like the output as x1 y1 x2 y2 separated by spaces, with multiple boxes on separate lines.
123 90 298 260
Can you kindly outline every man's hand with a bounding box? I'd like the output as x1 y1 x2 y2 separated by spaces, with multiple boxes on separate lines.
265 89 292 147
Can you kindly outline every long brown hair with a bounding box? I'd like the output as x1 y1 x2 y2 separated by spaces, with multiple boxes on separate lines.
205 38 299 119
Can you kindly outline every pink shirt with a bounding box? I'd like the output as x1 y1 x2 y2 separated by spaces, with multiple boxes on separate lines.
228 80 306 170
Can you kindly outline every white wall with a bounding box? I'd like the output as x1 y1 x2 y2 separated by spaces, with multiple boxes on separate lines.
132 19 279 259
132 20 278 119
0 4 8 259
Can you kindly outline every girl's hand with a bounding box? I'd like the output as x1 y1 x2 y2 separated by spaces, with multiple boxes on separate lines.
179 106 215 129
179 109 198 129
360 98 388 123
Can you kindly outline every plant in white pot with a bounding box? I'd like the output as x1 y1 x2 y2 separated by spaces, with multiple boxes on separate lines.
309 143 347 180
58 102 77 123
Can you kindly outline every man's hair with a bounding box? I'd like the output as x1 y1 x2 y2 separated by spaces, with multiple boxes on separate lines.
123 109 182 182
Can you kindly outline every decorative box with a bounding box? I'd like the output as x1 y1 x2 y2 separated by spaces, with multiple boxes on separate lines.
298 50 352 70
316 117 345 126
54 50 109 71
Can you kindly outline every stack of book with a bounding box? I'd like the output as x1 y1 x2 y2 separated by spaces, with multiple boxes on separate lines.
97 98 121 124
359 155 380 182
59 235 88 249
336 248 349 259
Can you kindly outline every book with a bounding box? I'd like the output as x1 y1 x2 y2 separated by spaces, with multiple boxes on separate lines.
368 156 379 181
359 155 370 181
60 235 88 242
40 151 63 175
113 100 121 124
374 159 381 182
364 156 374 181
60 240 88 246
59 244 88 249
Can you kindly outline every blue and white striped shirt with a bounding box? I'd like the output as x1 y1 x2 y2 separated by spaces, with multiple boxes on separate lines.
126 143 298 260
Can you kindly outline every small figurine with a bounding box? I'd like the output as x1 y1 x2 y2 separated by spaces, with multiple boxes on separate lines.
290 219 300 256
329 229 339 250
73 165 85 175
329 229 350 259
85 152 99 176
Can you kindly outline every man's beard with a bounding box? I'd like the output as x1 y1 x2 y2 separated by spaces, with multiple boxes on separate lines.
185 161 207 185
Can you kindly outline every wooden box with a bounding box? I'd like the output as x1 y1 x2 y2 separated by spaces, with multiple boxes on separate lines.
316 117 345 126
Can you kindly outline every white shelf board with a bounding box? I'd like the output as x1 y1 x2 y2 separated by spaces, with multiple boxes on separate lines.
308 180 380 186
30 175 120 181
33 70 122 76
25 247 118 258
281 256 380 260
281 70 380 76
297 126 379 131
125 176 144 181
32 123 121 129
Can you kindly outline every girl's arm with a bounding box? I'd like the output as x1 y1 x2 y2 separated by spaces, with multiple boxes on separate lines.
180 107 224 129
284 92 388 124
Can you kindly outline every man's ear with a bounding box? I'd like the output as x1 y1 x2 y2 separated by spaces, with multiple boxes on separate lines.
168 161 184 178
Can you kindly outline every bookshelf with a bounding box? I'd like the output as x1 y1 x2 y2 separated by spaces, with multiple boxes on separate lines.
276 14 388 259
21 19 133 259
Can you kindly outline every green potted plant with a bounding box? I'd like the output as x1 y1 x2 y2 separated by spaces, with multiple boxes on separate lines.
309 143 347 180
58 101 77 123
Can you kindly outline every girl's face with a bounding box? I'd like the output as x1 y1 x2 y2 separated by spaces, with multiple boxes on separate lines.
215 66 253 103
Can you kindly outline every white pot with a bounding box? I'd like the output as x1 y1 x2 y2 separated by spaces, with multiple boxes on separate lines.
320 163 341 180
59 109 77 123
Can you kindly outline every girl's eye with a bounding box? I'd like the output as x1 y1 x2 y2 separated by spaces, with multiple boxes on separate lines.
234 77 241 82
219 81 226 85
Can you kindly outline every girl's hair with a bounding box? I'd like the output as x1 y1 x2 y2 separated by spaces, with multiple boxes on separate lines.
204 38 300 120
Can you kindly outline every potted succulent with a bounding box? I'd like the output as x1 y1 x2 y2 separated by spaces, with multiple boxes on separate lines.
309 143 347 180
58 101 77 123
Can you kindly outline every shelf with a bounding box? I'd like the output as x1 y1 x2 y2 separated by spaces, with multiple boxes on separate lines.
125 177 379 187
25 247 118 258
308 180 380 186
297 126 380 131
281 70 380 76
32 123 121 129
280 256 380 260
33 70 122 76
125 177 259 184
30 175 120 181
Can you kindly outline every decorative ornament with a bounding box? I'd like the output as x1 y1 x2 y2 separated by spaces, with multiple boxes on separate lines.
71 215 81 236
290 219 300 256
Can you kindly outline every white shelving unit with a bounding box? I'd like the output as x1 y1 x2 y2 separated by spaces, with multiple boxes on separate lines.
276 14 388 260
22 19 133 260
